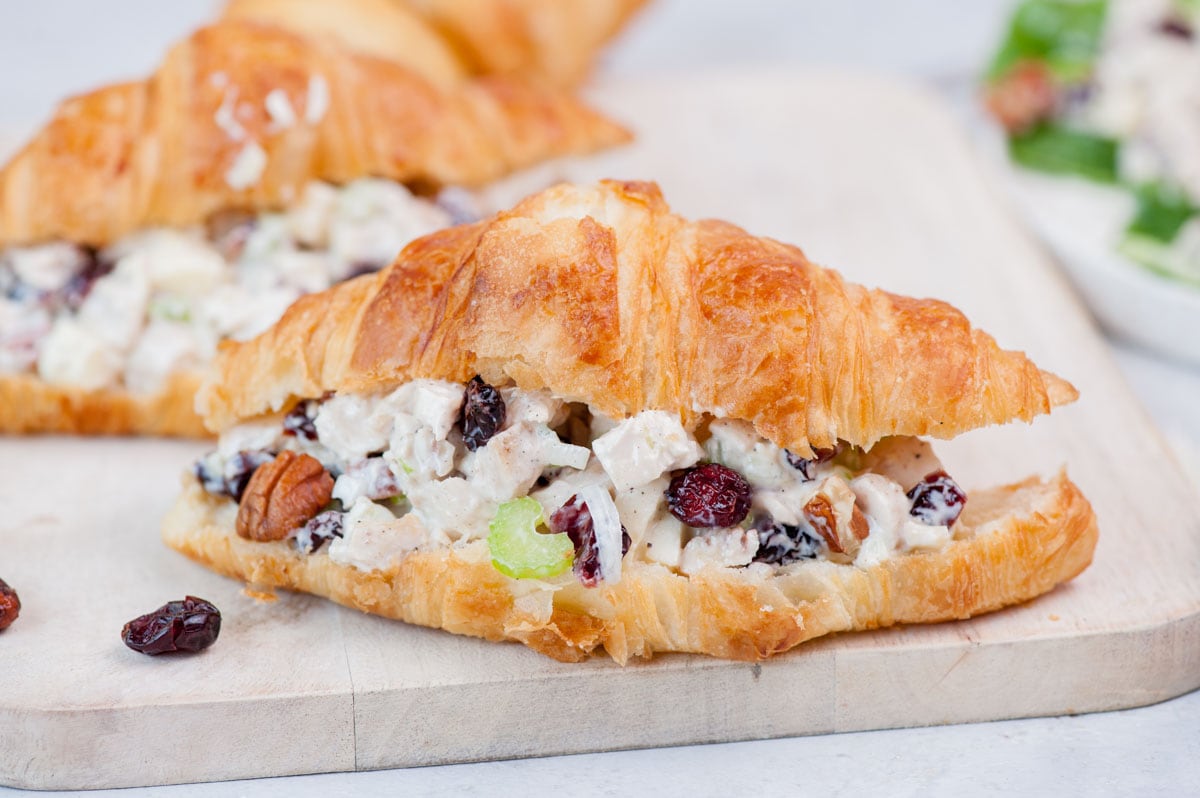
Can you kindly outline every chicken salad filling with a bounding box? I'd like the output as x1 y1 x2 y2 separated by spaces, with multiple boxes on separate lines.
193 377 972 588
0 179 481 393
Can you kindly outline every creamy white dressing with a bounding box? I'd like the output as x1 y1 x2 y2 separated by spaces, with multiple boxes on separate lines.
0 179 478 393
202 382 972 582
679 527 759 575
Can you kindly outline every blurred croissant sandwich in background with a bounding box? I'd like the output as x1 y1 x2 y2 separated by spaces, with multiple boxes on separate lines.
163 179 1098 663
0 2 629 437
223 0 650 90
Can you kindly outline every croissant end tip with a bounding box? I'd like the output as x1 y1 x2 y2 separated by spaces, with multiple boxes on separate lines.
1041 370 1079 409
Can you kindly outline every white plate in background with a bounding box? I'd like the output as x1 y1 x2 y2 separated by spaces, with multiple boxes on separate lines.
983 125 1200 369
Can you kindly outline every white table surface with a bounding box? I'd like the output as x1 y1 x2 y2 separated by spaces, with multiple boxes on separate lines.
2 1 1199 795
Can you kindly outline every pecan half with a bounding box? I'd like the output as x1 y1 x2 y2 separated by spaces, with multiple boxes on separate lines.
236 451 334 542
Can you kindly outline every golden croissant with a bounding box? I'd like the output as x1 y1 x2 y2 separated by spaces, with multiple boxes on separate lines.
163 180 1098 663
0 19 629 437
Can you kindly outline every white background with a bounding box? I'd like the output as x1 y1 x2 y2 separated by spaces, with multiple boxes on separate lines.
1 2 1197 796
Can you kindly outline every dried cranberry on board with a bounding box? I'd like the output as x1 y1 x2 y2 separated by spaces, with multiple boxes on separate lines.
907 471 967 527
549 495 631 588
666 463 753 528
121 596 222 656
0 579 20 631
459 376 506 451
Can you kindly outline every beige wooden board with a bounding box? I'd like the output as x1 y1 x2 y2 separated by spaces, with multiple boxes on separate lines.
2 70 1199 790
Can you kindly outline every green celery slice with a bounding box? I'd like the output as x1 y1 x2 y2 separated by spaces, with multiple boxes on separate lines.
487 498 574 580
1008 123 1119 183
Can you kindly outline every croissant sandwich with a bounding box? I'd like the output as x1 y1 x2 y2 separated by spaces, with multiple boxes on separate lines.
162 180 1099 663
0 12 628 437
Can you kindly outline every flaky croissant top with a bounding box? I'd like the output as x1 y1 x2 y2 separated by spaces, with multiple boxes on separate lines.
0 20 629 247
199 180 1077 453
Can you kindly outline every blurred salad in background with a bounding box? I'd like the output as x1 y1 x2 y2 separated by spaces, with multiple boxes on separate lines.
984 0 1200 288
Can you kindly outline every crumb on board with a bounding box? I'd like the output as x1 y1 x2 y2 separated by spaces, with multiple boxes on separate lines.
243 586 278 602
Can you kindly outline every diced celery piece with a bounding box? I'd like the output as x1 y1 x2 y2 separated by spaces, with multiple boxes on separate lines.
149 295 192 322
487 498 574 580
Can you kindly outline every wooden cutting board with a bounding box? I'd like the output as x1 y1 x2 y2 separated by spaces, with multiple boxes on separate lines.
2 70 1199 790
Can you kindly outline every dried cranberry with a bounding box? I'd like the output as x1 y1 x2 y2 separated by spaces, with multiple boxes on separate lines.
752 517 823 566
350 458 403 500
226 451 275 500
193 450 274 501
59 248 114 312
193 457 225 495
295 511 344 554
549 495 630 588
784 446 838 481
907 471 967 527
459 376 505 451
282 400 319 440
343 260 386 281
0 578 20 631
121 596 221 656
1160 17 1194 39
666 463 753 528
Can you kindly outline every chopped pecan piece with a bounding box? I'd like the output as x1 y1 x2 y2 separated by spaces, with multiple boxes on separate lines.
236 451 334 542
803 477 870 562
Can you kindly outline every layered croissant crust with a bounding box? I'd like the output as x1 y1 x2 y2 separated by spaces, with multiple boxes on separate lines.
200 180 1077 454
0 21 629 248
